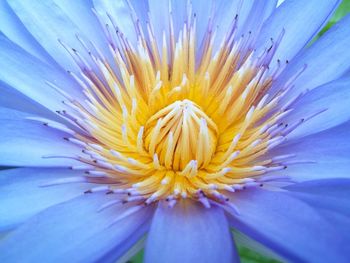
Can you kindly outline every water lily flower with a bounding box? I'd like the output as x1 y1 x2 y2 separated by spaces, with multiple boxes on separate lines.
1 0 350 262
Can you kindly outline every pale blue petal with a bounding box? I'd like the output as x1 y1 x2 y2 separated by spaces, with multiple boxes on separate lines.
132 1 276 52
285 77 350 139
285 179 350 216
0 107 80 167
144 201 238 263
0 193 153 262
0 81 58 119
227 189 349 263
272 120 350 181
0 168 91 231
275 14 350 98
7 0 104 73
0 0 52 62
234 0 277 38
257 0 339 68
0 33 83 113
285 180 350 242
53 0 114 65
93 0 148 47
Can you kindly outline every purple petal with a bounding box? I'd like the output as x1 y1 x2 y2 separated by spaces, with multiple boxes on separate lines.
0 33 83 113
285 179 350 216
272 120 350 181
257 0 339 68
144 201 239 263
284 77 350 139
0 107 80 167
7 0 108 74
93 0 148 47
227 188 349 263
275 14 350 98
0 0 51 62
0 193 153 262
0 168 91 231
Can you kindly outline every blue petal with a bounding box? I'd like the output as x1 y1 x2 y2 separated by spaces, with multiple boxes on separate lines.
7 0 108 73
0 107 80 167
227 188 349 263
53 0 114 66
0 81 58 119
0 168 91 231
234 0 277 38
285 77 350 139
0 33 83 113
213 0 277 50
147 0 186 48
275 14 350 98
144 201 238 263
0 193 153 262
272 120 350 181
257 0 339 68
285 179 350 216
0 0 51 62
286 178 350 198
93 0 148 47
147 1 276 52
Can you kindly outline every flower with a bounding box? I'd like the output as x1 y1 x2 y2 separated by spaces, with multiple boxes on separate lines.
0 0 350 262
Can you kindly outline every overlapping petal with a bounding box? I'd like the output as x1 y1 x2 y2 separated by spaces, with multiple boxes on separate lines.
0 107 80 167
0 0 51 62
257 0 340 68
272 120 350 181
285 179 350 216
0 33 83 113
275 13 350 98
285 76 350 139
227 188 349 263
0 193 153 262
0 168 91 231
7 0 109 74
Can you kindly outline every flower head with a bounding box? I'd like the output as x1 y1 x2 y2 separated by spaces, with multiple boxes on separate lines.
0 0 350 262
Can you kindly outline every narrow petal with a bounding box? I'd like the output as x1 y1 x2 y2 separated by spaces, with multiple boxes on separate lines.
93 0 148 47
0 81 58 118
285 77 350 139
227 189 349 263
0 107 80 167
0 33 83 113
257 0 339 68
7 0 107 73
0 168 91 231
275 14 350 98
272 120 350 181
0 0 51 62
285 179 350 216
234 0 277 38
0 193 153 262
144 201 238 263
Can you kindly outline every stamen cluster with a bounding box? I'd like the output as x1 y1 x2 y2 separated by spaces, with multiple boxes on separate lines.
38 3 315 208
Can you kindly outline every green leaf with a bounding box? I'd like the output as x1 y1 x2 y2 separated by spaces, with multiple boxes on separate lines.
318 0 350 36
238 247 281 263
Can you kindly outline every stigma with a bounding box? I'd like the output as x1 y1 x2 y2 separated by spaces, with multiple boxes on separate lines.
38 2 319 208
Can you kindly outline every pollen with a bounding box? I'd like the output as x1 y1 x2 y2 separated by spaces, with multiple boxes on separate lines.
45 3 311 207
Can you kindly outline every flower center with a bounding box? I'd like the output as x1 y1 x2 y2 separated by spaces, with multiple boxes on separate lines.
144 100 218 170
42 3 312 208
